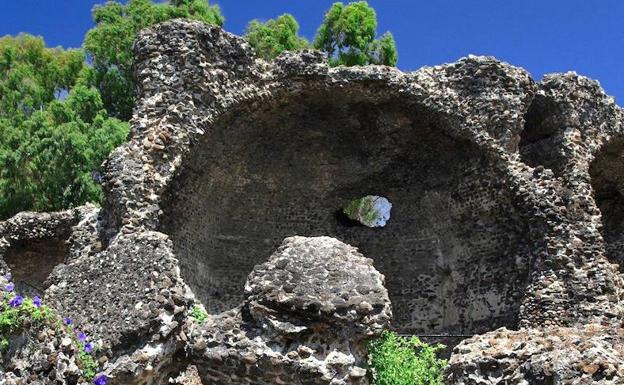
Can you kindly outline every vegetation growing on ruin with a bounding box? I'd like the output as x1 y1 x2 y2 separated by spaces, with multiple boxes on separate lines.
0 277 106 382
0 292 52 352
368 331 447 385
190 304 208 324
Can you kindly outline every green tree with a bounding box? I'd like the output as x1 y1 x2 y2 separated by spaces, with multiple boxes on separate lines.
0 35 129 219
245 14 309 60
314 1 398 67
0 34 83 124
84 0 224 120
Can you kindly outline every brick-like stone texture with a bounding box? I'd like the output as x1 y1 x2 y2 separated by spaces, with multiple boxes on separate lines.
160 93 532 337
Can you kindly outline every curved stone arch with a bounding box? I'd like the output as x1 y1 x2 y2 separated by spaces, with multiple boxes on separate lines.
152 78 536 338
102 20 537 240
87 21 624 351
94 21 552 340
105 63 525 233
7 20 624 385
514 74 624 328
0 206 95 297
518 72 622 179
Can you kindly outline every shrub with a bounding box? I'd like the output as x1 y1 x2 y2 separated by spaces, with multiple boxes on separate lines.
368 330 447 385
190 304 208 324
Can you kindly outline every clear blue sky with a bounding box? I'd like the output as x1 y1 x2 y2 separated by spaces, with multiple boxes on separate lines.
1 0 623 103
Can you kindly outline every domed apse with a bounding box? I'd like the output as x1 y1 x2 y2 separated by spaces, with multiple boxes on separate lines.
160 90 532 335
590 138 624 270
4 238 67 297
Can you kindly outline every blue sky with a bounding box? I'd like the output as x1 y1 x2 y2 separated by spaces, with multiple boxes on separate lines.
1 0 623 102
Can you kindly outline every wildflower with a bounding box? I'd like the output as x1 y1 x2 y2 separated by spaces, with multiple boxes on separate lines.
5 282 14 292
9 295 23 308
33 296 42 308
78 331 87 342
3 273 11 281
94 374 108 385
84 342 94 353
63 317 72 326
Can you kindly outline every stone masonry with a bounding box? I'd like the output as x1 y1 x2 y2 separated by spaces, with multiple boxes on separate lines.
1 19 623 384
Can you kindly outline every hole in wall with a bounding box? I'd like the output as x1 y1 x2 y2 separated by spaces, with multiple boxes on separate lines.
160 89 533 337
589 137 624 270
519 95 567 175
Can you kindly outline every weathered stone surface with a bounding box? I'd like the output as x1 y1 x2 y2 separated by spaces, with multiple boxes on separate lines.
0 273 89 384
101 237 389 385
0 205 97 297
245 236 391 332
181 237 390 385
446 325 624 384
170 366 203 385
1 18 624 385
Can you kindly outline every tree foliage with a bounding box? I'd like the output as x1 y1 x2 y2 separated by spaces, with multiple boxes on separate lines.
0 34 83 123
0 35 129 219
368 331 447 385
84 0 224 120
314 1 397 67
245 14 309 60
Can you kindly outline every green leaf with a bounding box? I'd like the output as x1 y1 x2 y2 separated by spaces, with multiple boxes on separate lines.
368 331 447 385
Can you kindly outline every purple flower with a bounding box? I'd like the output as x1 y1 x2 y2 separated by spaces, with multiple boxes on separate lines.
33 296 42 308
9 295 23 308
94 374 108 385
3 273 11 281
63 317 72 326
84 342 94 353
78 331 87 342
5 282 14 292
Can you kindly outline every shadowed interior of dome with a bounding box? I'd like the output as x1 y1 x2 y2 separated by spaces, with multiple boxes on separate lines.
159 90 532 336
590 138 624 271
4 239 67 297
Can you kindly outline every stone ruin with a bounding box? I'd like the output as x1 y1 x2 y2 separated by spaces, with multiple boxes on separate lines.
1 19 624 384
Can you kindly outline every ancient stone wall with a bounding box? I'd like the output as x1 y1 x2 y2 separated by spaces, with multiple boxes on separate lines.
1 19 624 385
0 206 93 297
160 91 533 336
590 137 624 270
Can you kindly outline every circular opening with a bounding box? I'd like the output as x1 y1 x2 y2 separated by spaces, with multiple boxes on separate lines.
160 90 532 335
